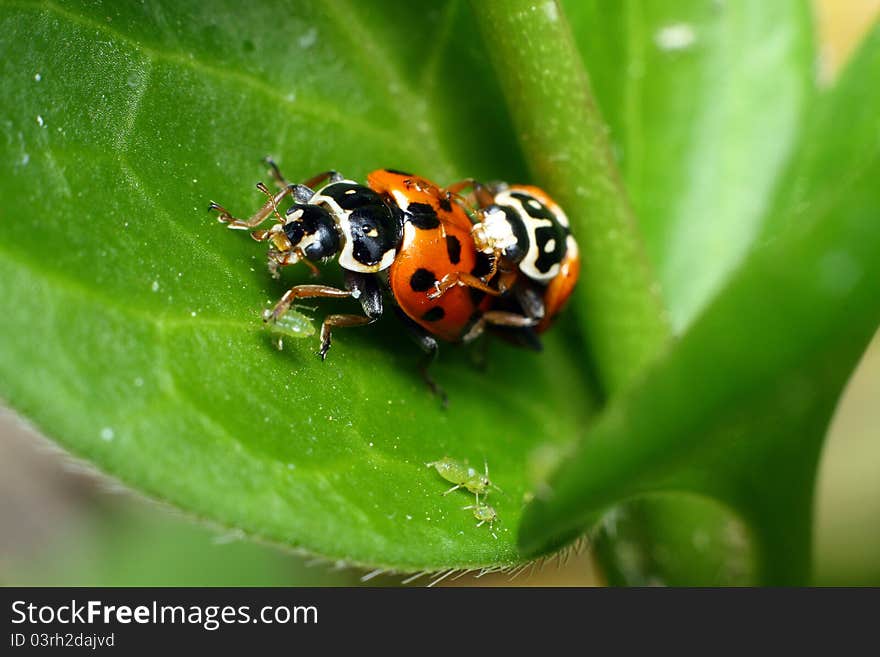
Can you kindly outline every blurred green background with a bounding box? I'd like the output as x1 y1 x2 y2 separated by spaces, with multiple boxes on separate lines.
1 0 878 587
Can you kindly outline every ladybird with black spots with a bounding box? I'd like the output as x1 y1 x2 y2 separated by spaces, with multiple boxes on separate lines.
367 169 535 348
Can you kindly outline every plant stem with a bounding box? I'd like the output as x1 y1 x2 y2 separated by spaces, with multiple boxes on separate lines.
469 0 671 394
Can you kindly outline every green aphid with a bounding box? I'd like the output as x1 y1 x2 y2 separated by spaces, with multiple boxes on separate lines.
265 308 315 349
464 502 497 528
426 456 501 502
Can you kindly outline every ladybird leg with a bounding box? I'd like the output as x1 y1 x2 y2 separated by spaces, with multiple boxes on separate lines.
267 249 296 279
258 161 315 204
514 283 546 319
468 331 490 372
301 170 345 189
462 316 486 344
343 271 384 321
510 326 543 352
414 178 481 216
256 181 321 223
475 316 543 352
463 310 538 344
299 271 385 360
263 157 291 188
483 310 539 328
319 314 374 360
494 269 518 292
447 179 496 208
300 254 321 278
265 247 317 278
444 179 476 196
264 284 353 324
209 184 295 230
392 306 448 407
427 271 502 300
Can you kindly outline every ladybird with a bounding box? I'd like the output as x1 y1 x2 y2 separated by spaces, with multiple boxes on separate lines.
367 169 538 401
367 170 535 342
443 181 580 333
210 162 399 359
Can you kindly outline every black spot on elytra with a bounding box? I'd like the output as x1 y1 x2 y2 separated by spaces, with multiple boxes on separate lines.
409 268 436 292
471 252 494 278
421 306 446 322
445 235 462 264
407 203 440 229
439 197 453 212
384 168 414 176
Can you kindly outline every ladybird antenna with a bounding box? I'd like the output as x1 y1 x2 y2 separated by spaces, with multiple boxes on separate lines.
256 182 285 224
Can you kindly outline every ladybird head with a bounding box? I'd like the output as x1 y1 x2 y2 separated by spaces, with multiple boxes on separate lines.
472 205 529 265
272 203 341 262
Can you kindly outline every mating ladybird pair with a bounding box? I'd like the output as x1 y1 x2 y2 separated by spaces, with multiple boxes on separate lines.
209 161 579 396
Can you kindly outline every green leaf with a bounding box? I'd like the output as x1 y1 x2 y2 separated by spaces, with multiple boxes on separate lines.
519 22 880 584
566 0 816 332
0 0 596 572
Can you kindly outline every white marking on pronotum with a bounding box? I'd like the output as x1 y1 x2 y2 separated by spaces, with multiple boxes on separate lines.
544 238 556 253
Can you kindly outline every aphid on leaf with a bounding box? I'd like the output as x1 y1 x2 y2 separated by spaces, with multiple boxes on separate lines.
464 502 498 535
426 456 501 503
264 308 315 350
